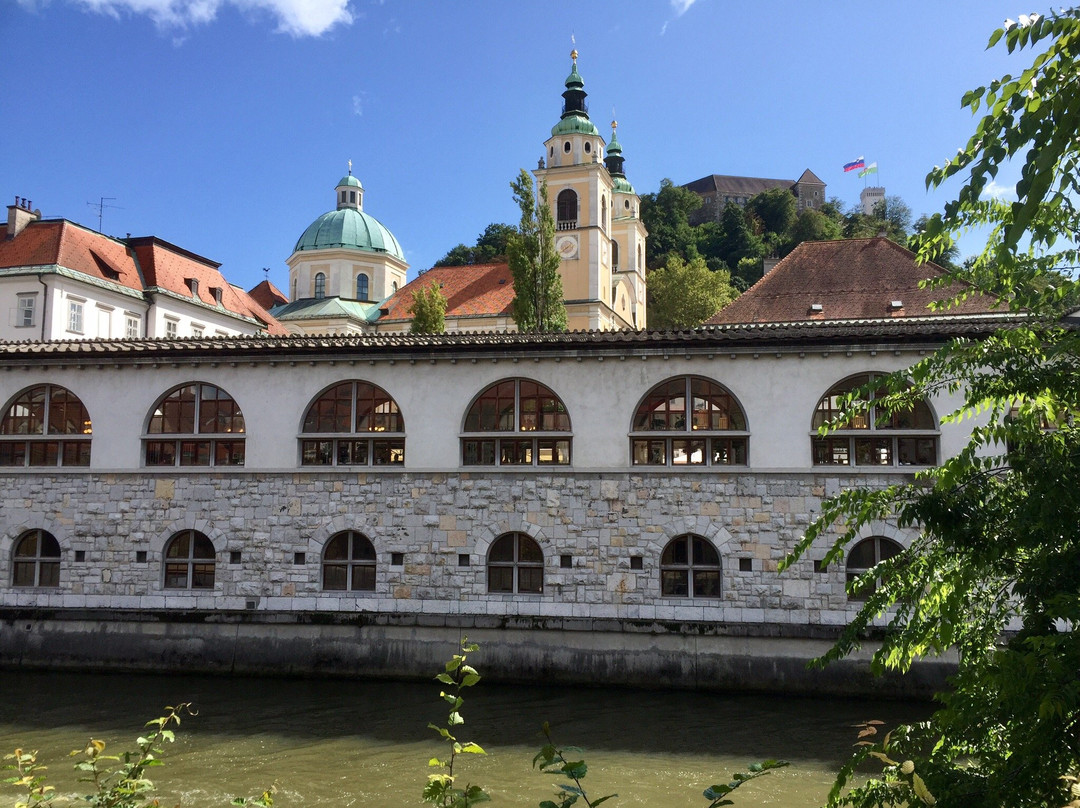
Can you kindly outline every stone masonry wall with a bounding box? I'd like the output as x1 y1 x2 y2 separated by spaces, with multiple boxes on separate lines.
0 470 910 630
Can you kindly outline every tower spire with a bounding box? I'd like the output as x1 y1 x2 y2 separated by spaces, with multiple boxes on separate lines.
561 48 589 120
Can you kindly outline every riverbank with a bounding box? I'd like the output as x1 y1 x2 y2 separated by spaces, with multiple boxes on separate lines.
0 607 952 697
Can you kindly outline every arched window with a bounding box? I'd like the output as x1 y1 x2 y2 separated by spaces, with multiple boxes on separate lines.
631 377 748 467
601 194 607 229
163 530 215 590
556 190 577 230
356 273 369 301
845 536 903 600
660 535 721 598
314 272 326 299
0 384 91 467
144 383 245 467
322 531 376 591
487 533 543 594
12 529 61 588
611 239 619 270
300 381 404 466
462 379 571 466
811 374 937 467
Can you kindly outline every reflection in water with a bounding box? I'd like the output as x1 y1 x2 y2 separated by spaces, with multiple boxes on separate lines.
0 671 928 807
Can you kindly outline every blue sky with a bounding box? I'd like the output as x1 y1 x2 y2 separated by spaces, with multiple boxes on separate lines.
4 0 1032 293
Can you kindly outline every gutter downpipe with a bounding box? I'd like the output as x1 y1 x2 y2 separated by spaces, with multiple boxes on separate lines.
37 273 48 341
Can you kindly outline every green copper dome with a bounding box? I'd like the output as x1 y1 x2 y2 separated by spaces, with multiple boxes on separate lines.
337 174 363 189
551 115 600 136
613 176 636 194
294 208 404 261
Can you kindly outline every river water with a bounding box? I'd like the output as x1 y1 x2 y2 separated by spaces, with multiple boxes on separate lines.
0 670 927 807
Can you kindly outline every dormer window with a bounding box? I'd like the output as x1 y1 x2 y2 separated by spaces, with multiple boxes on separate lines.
187 278 199 298
210 286 223 305
888 300 904 312
809 303 823 313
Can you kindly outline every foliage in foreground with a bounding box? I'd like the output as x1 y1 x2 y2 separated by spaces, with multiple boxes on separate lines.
781 8 1080 808
508 170 567 333
2 704 273 808
409 282 448 334
646 253 738 330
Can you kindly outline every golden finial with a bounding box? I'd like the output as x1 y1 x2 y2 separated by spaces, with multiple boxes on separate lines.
347 158 353 175
571 49 578 62
611 119 618 130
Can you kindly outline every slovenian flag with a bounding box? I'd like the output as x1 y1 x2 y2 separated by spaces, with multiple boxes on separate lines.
858 162 878 178
843 156 866 172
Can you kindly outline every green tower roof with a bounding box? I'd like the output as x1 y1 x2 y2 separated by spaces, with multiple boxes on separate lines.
551 115 600 137
337 174 363 189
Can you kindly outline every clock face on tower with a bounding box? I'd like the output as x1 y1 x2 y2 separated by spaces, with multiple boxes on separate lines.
556 235 579 259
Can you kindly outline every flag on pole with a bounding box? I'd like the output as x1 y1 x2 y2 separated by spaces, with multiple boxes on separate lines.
858 162 878 178
843 156 866 172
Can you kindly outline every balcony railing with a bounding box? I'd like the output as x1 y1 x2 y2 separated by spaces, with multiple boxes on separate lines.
557 220 577 231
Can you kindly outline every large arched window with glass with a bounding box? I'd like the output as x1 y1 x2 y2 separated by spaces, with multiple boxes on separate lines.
314 272 326 299
845 536 903 600
322 531 377 591
144 383 245 467
631 377 748 467
811 374 938 467
356 274 369 301
461 379 571 466
12 529 61 588
0 384 91 467
163 530 216 590
556 190 578 230
660 535 722 598
301 381 404 466
487 533 543 594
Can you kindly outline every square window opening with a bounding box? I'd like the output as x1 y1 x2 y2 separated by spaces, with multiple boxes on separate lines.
630 556 643 571
391 552 404 567
560 554 572 569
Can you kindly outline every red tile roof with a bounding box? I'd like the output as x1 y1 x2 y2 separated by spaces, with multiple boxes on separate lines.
127 236 288 334
378 262 516 323
0 220 143 292
707 238 1001 325
247 279 289 310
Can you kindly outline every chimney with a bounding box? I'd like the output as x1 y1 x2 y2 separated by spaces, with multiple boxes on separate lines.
7 196 40 240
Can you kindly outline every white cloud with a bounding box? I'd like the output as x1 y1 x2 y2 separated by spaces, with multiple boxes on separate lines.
671 0 697 16
659 20 668 35
70 0 353 37
352 92 366 116
982 179 1017 200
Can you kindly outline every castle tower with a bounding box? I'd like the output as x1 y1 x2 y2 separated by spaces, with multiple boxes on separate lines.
535 50 630 331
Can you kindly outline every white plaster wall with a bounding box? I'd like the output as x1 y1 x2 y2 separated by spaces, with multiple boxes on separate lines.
0 343 966 473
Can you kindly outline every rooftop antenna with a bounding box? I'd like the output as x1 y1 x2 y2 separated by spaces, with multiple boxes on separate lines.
87 197 122 232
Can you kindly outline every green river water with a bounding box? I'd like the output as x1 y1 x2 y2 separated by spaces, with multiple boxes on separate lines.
0 670 928 807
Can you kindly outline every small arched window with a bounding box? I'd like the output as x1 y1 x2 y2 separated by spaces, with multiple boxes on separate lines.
811 374 937 467
601 194 607 229
144 383 245 467
356 273 369 301
462 379 571 466
12 529 61 587
846 536 903 600
163 530 216 590
314 272 326 299
392 281 399 293
0 384 91 467
611 239 619 270
660 535 721 598
322 531 376 591
631 377 748 467
487 532 543 594
301 381 404 466
556 190 578 229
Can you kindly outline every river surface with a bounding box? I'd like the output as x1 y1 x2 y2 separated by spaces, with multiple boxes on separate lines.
0 670 929 807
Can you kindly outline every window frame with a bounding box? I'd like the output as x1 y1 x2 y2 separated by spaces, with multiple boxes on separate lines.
321 530 377 592
162 530 216 590
486 532 544 594
11 529 61 588
67 299 84 334
460 378 572 467
299 380 405 467
659 534 722 599
810 373 939 468
314 272 326 299
356 273 369 301
556 189 578 230
845 536 903 601
17 295 35 328
0 384 92 468
629 376 749 468
143 382 246 467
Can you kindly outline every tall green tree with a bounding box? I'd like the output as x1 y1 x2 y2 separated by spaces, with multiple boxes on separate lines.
434 223 517 267
639 178 703 268
783 10 1080 808
646 254 738 330
745 187 798 237
409 283 447 334
508 170 567 333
